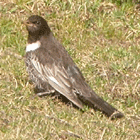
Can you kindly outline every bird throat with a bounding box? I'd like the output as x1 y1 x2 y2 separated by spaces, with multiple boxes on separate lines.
28 33 41 44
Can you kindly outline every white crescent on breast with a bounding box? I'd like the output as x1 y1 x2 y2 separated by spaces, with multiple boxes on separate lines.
26 41 41 52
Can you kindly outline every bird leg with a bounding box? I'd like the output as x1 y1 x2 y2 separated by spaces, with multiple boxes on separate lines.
36 90 55 97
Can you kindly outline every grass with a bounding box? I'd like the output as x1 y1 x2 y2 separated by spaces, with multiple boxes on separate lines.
0 0 140 139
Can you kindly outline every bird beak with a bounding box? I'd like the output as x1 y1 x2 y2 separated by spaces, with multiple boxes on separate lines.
22 20 36 28
22 20 30 26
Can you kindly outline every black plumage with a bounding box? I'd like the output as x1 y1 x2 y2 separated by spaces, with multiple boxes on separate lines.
24 15 123 118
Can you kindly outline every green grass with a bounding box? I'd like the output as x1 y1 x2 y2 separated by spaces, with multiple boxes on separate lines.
0 0 140 139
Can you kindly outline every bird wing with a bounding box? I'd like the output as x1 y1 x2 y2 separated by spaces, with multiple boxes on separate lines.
30 53 84 108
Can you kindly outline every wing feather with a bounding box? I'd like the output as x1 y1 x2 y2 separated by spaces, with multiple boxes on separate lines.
29 53 83 108
31 54 75 97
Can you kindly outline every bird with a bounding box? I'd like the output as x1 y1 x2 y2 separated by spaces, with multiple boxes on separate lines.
24 15 123 119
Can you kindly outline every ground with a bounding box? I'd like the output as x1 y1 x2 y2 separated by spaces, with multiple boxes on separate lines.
0 0 140 140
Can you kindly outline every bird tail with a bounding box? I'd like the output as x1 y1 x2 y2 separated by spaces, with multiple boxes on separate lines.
79 92 123 119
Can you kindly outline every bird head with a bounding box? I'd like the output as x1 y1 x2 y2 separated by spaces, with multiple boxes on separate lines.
24 15 50 35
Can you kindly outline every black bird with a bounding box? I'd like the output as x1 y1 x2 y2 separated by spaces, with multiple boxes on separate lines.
24 15 123 118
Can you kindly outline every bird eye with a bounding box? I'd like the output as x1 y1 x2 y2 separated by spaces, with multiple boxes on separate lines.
36 21 40 24
33 21 40 24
